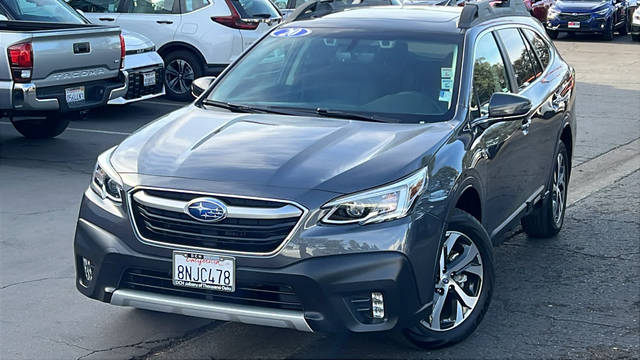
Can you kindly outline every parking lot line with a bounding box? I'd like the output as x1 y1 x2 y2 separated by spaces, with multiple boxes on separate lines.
0 121 132 136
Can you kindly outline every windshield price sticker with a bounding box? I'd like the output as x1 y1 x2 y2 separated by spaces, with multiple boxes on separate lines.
441 67 453 78
271 28 312 38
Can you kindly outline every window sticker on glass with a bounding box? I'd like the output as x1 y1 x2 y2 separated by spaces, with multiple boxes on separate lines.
441 79 453 90
271 28 312 38
441 68 453 78
439 90 452 102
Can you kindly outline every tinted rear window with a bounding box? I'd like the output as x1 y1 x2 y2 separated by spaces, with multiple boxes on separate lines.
3 0 85 22
229 0 279 18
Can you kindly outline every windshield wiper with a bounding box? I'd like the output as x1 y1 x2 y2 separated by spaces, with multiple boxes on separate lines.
202 100 289 115
315 108 385 123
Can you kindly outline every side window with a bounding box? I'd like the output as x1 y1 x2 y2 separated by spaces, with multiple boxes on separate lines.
497 28 540 91
471 32 511 118
522 28 551 69
183 0 210 12
126 0 175 13
68 0 120 13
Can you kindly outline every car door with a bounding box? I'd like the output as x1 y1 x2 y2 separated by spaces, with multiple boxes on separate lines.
67 0 122 24
115 0 181 50
468 31 526 234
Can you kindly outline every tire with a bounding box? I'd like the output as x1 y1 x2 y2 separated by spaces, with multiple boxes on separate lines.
602 20 614 41
521 141 569 238
633 34 640 41
403 209 495 349
163 50 203 101
619 19 628 36
547 29 559 39
10 113 70 139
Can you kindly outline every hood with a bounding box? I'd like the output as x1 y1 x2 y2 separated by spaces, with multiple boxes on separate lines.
554 0 610 11
111 106 456 194
121 30 154 52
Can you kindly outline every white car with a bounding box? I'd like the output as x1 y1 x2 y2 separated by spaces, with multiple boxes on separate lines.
109 30 165 104
632 7 640 41
71 0 282 100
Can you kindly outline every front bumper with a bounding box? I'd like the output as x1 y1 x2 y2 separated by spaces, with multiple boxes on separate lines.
74 217 426 333
547 15 609 32
109 52 164 105
8 72 128 113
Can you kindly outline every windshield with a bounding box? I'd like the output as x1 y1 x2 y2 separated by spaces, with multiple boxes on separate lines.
207 27 462 124
2 0 86 23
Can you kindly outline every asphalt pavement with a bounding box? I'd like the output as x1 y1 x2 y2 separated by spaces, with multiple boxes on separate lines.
0 34 638 360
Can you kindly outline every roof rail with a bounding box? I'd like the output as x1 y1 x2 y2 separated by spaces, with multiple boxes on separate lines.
458 0 531 29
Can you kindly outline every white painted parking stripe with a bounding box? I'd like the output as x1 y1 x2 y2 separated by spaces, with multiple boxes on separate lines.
0 121 132 136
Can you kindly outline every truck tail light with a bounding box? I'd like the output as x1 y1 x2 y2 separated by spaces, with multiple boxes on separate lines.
7 42 33 83
119 34 125 69
211 0 259 30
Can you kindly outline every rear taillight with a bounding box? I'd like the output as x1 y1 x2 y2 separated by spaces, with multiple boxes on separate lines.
7 42 33 83
211 0 259 30
119 34 125 69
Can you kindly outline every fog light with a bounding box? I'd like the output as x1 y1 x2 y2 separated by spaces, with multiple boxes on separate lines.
82 257 94 282
371 292 384 319
601 24 605 29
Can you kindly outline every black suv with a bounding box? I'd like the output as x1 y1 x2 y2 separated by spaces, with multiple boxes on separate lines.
75 0 576 348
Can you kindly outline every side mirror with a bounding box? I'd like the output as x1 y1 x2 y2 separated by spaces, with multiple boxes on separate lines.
191 76 216 98
488 92 532 118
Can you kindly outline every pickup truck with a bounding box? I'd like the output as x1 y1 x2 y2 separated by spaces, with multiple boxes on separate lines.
0 0 127 138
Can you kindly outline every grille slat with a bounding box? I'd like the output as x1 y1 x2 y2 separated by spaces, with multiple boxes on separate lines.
129 189 303 253
120 269 302 311
558 13 590 22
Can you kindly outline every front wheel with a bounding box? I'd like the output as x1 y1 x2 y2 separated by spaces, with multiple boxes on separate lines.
404 209 494 349
602 20 614 40
10 114 70 139
521 141 569 238
547 29 559 39
633 33 640 41
619 19 628 35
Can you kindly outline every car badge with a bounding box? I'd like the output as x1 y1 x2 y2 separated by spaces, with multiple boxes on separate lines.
184 197 228 223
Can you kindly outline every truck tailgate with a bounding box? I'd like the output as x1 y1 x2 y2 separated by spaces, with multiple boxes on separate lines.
27 25 122 88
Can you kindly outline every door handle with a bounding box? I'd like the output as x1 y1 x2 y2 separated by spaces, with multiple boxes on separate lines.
99 17 115 21
156 20 174 24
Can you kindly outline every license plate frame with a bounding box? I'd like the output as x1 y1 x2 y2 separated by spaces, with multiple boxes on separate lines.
65 86 85 104
568 21 580 29
143 72 156 87
172 251 235 292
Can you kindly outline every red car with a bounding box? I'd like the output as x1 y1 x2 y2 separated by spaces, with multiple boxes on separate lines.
524 0 554 23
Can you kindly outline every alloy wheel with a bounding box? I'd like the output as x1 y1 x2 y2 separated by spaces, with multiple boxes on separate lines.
552 152 566 225
421 231 483 332
165 59 195 95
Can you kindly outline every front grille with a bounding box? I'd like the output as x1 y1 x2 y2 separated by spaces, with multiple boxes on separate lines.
120 269 303 311
124 67 163 100
129 189 303 253
558 13 591 22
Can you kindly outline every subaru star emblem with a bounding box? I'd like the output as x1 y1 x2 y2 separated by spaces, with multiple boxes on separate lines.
184 198 227 223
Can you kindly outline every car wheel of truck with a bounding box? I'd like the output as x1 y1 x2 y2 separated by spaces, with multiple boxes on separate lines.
10 114 70 139
522 141 569 238
403 209 494 349
164 50 202 101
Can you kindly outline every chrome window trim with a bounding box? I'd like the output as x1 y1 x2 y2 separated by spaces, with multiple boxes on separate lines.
126 186 309 257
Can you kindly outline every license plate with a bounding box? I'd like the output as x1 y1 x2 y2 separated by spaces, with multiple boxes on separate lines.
143 72 156 87
65 86 85 104
568 21 580 28
172 251 235 292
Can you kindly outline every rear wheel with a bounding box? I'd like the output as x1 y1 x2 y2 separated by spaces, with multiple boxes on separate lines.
10 113 70 139
619 18 628 35
521 141 569 238
404 209 494 349
163 50 202 101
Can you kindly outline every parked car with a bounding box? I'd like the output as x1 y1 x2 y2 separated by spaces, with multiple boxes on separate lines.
75 0 576 348
632 6 640 39
70 0 282 100
627 0 638 34
525 0 554 23
546 0 628 40
108 30 165 105
276 0 400 18
0 0 126 138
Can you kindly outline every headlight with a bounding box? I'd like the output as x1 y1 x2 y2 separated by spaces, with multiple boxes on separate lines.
595 8 609 16
90 147 123 202
321 168 428 225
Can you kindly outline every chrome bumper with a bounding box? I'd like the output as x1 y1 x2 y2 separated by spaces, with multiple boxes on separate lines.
107 87 165 105
110 288 314 332
107 71 129 102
